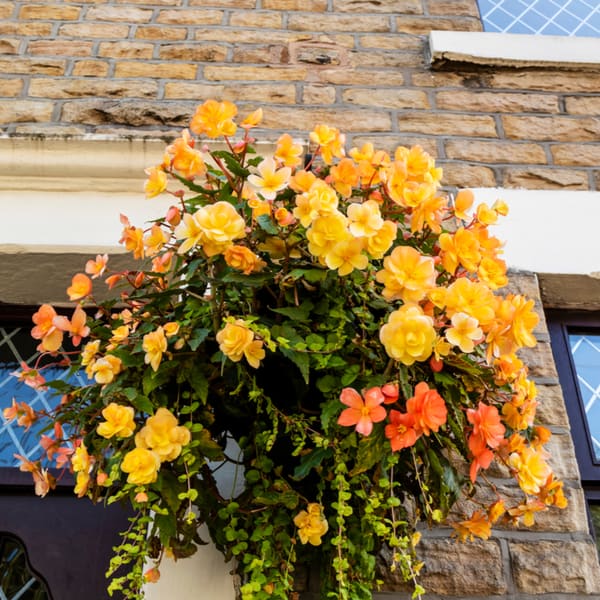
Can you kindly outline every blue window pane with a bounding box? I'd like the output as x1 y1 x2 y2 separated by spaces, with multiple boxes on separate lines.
569 334 600 461
478 0 600 37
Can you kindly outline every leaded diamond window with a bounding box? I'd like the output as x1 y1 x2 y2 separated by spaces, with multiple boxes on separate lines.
569 333 600 462
0 534 50 600
478 0 600 37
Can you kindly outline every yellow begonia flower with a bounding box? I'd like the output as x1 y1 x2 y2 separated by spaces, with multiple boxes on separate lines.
163 322 179 338
309 124 345 164
72 444 92 497
274 133 303 168
247 157 291 201
81 340 101 367
306 212 350 259
90 355 122 384
379 304 436 366
195 201 246 256
241 107 263 129
135 408 191 463
444 278 496 330
97 403 136 439
216 319 266 369
508 447 552 495
445 312 483 354
365 220 397 260
376 246 436 304
453 189 474 221
293 503 328 546
324 238 368 276
166 130 206 179
143 327 167 372
329 158 360 198
144 224 168 257
144 166 168 199
121 447 161 485
190 99 237 139
478 256 508 290
347 200 383 238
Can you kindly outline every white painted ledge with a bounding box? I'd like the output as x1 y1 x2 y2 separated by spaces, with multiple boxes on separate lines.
429 30 600 69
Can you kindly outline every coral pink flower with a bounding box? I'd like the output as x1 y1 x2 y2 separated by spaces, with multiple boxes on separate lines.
337 387 386 436
406 382 447 436
66 273 92 301
85 254 108 279
385 410 417 452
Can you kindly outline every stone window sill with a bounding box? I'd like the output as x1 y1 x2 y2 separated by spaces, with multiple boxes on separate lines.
429 30 600 70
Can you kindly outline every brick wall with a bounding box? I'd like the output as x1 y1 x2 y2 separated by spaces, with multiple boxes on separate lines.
2 0 600 191
2 0 600 598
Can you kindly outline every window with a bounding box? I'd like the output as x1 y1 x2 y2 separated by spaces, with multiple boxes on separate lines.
478 0 600 37
0 307 130 600
547 311 600 555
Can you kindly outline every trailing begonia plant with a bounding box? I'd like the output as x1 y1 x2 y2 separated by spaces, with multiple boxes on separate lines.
8 100 567 600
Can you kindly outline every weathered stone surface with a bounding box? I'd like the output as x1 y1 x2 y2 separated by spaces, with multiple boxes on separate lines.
436 90 558 114
232 45 289 65
503 167 589 190
510 539 600 594
395 16 482 33
204 65 308 82
316 69 404 86
98 42 154 59
157 9 224 25
72 60 110 77
358 34 423 50
1 78 24 97
544 432 581 481
86 5 153 22
0 22 53 35
427 0 480 17
29 78 158 99
302 84 336 105
503 115 600 142
334 0 422 13
0 58 65 75
288 14 390 32
59 23 130 38
0 100 53 123
350 135 437 156
445 139 547 164
551 143 600 167
490 71 600 93
262 0 327 9
229 11 283 28
165 82 297 104
261 107 392 132
27 40 94 57
159 44 228 62
135 26 187 40
399 112 497 137
350 50 425 68
19 4 81 20
535 383 570 427
565 95 600 115
0 39 20 54
380 538 506 595
343 88 429 109
114 61 197 79
440 162 497 187
61 100 193 127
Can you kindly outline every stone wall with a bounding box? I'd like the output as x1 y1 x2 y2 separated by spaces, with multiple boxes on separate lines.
1 0 600 191
2 0 600 598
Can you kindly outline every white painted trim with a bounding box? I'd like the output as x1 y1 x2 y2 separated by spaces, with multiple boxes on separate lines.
429 30 600 69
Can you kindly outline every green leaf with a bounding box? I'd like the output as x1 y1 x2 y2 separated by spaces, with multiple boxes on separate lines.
279 347 309 384
270 300 314 322
155 511 178 548
293 447 332 480
187 367 209 403
316 374 338 394
130 395 154 414
321 397 341 431
350 427 385 476
211 150 250 178
256 214 279 235
196 428 224 460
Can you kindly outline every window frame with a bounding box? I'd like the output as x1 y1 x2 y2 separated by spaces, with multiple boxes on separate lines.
546 309 600 488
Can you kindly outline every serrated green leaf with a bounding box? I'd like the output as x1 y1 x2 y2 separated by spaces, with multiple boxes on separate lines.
293 447 332 480
270 300 314 322
279 347 309 384
188 328 210 351
256 214 279 235
350 426 385 476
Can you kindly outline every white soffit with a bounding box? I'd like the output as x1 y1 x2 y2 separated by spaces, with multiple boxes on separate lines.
472 188 600 276
429 30 600 69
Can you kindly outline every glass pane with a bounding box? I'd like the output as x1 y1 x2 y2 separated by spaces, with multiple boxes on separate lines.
478 0 600 37
0 534 50 599
0 327 83 468
568 334 600 461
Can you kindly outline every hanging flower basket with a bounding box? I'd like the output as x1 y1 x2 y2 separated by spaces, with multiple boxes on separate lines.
8 100 567 600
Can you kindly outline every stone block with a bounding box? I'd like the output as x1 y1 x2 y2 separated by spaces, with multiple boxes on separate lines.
262 0 328 10
29 78 158 99
439 162 497 188
436 90 559 114
535 383 570 427
342 88 429 109
157 9 224 25
334 0 422 13
0 22 53 35
204 65 308 82
288 14 390 32
380 538 506 595
27 40 94 57
302 85 336 105
229 11 283 28
86 5 153 22
98 42 154 59
445 139 547 164
59 23 130 37
490 71 600 93
1 78 24 97
135 26 187 40
0 58 65 75
427 0 481 17
551 143 600 167
395 16 482 34
399 112 497 137
565 96 600 115
510 539 600 594
316 69 404 86
19 4 81 20
159 44 228 62
72 60 110 77
503 167 589 190
0 39 20 54
114 61 197 80
503 115 600 142
358 34 423 50
0 100 53 124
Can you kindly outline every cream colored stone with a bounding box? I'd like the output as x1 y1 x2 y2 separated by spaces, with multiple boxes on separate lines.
399 112 497 137
504 167 589 190
445 139 547 164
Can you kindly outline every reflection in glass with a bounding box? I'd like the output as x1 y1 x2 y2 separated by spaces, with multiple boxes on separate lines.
0 533 51 599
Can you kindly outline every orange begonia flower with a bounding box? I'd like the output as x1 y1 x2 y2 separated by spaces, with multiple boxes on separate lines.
309 124 345 165
11 362 46 390
190 99 237 139
275 133 304 168
224 245 266 275
54 305 90 347
66 273 92 302
240 107 263 129
337 387 387 437
85 254 108 279
329 158 360 198
467 402 505 449
144 165 168 198
385 410 417 452
406 382 447 437
453 189 474 221
452 510 491 542
31 303 63 352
